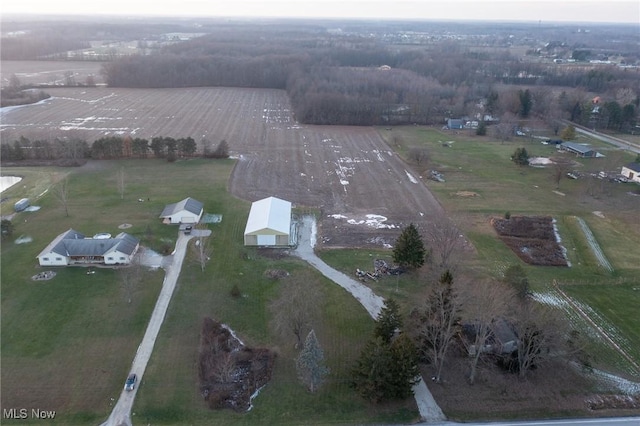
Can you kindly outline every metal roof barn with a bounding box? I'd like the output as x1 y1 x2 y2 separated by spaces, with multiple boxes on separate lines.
243 197 292 247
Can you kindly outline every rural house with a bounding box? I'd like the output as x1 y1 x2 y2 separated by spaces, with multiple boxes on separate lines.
621 162 640 183
159 197 204 224
243 196 292 247
463 318 518 356
37 229 140 266
558 142 604 158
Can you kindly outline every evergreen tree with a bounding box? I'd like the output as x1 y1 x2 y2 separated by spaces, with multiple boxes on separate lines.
511 147 529 166
476 120 487 136
296 329 329 393
388 334 420 398
351 338 395 403
519 89 533 118
503 264 529 299
392 223 426 269
374 298 403 344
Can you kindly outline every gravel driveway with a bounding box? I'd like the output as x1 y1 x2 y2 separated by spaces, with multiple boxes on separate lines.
293 215 445 422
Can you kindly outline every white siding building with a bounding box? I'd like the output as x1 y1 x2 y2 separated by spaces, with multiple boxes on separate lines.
621 162 640 183
244 197 292 247
37 229 140 266
159 197 204 224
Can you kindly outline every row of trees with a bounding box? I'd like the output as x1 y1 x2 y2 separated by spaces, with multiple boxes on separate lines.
0 135 229 163
98 31 640 128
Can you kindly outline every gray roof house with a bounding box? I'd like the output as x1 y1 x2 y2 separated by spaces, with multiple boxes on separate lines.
159 197 204 224
37 229 140 267
558 142 604 158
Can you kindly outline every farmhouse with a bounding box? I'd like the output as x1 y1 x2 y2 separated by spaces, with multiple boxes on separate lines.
463 318 518 356
159 197 203 224
243 196 292 247
621 162 640 183
558 141 604 158
37 229 140 266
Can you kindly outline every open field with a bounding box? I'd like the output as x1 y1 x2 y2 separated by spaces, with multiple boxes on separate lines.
2 80 639 423
0 61 106 88
1 86 447 249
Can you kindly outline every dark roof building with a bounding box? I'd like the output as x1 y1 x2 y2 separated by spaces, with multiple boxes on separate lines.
558 142 604 158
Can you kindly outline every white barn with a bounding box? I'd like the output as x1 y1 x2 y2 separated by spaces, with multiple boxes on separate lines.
159 197 203 224
244 197 292 246
37 229 140 266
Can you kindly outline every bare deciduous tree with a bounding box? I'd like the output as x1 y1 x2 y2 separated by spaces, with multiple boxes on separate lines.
411 270 462 383
119 260 143 304
408 146 430 166
51 174 70 217
190 225 213 272
117 167 126 199
513 301 565 378
270 270 323 348
463 280 515 385
551 156 572 189
425 216 467 272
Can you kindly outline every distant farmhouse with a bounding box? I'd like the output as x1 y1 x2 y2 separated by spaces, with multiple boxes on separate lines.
159 197 204 224
244 196 292 247
558 142 604 158
37 229 140 267
621 162 640 183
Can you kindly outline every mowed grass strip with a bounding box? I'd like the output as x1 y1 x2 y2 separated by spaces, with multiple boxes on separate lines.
1 159 417 425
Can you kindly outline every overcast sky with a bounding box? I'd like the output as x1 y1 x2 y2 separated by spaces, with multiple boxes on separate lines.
2 0 639 24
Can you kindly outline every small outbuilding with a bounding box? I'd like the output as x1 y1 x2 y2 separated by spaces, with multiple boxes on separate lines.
558 142 604 158
159 197 203 224
446 118 464 130
621 162 640 183
243 196 292 247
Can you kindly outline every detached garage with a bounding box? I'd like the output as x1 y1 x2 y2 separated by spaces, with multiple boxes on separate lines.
159 197 204 224
244 197 292 247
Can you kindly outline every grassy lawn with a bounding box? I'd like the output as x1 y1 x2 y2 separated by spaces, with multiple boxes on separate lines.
379 126 640 380
1 159 417 425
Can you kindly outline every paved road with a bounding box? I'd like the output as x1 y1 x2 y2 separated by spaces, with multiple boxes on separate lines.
293 215 446 423
100 231 199 426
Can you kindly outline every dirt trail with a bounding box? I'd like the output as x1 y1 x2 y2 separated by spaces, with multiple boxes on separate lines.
293 215 446 423
574 217 613 272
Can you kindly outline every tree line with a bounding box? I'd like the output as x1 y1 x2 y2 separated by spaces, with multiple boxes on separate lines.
99 32 640 127
0 135 229 164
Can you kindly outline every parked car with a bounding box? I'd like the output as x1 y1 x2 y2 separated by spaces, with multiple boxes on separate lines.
184 225 193 235
124 373 137 391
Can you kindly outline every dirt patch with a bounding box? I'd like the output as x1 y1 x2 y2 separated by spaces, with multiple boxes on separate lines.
118 223 132 229
198 317 276 412
454 191 479 197
492 216 568 266
426 355 639 420
32 270 56 281
263 269 290 279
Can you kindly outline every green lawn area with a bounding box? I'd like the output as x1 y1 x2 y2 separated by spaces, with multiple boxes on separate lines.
380 126 640 380
1 159 417 425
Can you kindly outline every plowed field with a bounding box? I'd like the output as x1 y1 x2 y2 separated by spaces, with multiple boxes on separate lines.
1 86 446 248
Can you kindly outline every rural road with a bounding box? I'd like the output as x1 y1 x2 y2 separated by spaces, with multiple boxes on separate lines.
293 215 446 423
562 120 640 155
100 230 209 426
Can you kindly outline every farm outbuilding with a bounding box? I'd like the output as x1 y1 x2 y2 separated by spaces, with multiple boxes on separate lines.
621 162 640 183
243 196 292 247
558 142 604 158
37 229 140 266
159 197 203 224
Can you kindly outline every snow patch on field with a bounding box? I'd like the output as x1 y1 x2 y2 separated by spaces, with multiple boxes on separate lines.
589 368 640 395
329 213 398 229
405 170 418 184
372 149 385 162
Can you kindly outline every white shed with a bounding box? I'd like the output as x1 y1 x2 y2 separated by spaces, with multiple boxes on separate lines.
244 197 292 246
159 197 204 224
621 162 640 183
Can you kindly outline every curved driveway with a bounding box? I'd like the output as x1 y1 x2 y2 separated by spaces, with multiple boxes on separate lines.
293 215 446 423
